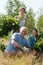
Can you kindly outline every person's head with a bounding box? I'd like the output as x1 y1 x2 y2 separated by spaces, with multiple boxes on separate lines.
32 28 38 38
20 27 27 38
19 7 26 16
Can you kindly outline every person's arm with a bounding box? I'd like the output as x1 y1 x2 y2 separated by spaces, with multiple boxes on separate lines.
11 33 24 52
12 39 24 52
11 33 21 47
12 39 22 48
25 39 31 48
29 36 35 46
26 41 31 48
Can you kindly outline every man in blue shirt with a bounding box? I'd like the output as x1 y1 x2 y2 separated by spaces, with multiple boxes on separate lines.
4 27 31 56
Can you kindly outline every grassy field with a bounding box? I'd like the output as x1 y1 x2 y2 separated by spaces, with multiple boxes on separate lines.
0 50 43 65
0 38 43 65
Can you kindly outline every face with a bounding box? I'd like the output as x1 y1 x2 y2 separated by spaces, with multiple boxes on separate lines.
32 30 37 37
20 29 27 38
19 9 25 15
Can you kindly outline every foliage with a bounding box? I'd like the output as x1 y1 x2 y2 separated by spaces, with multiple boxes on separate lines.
33 34 43 52
37 14 43 33
6 0 26 17
0 43 7 52
0 16 20 36
25 8 35 34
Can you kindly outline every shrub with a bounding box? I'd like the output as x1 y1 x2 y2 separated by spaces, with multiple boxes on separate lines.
33 36 43 52
1 16 20 36
0 43 7 52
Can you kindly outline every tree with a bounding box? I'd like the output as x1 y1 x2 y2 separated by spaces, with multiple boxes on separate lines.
25 8 35 34
37 8 43 33
6 0 25 17
0 14 4 34
37 14 43 33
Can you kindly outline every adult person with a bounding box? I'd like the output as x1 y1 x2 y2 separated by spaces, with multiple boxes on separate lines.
28 28 38 46
26 28 38 54
4 27 31 56
11 7 26 34
15 7 26 27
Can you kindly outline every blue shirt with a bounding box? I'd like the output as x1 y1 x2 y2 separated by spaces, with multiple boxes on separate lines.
29 35 35 46
5 33 31 52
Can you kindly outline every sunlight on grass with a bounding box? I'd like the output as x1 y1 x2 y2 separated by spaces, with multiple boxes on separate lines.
0 51 43 65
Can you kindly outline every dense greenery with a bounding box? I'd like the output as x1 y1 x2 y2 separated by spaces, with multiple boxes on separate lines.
0 16 20 36
26 8 35 34
6 0 25 17
0 43 7 52
37 14 43 33
33 34 43 52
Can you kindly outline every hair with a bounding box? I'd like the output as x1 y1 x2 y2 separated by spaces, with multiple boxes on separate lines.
19 7 26 12
33 28 38 33
33 28 38 38
20 27 27 33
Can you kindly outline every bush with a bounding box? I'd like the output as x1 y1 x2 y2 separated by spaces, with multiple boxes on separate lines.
0 43 7 52
1 16 20 36
33 36 43 52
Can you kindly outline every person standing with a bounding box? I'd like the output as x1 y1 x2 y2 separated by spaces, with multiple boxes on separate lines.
17 7 26 27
